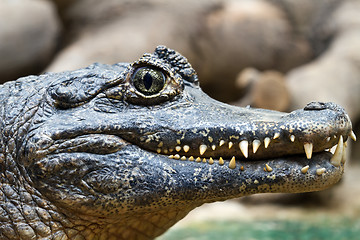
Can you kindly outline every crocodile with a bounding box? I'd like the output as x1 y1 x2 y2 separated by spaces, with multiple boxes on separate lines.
0 45 356 240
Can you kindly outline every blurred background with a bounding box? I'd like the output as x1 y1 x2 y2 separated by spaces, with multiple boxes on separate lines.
1 0 360 239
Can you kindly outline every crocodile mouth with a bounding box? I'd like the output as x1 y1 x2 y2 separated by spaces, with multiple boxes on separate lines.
141 130 355 171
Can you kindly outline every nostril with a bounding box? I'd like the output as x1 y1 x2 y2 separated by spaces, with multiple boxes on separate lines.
304 102 346 113
304 101 327 110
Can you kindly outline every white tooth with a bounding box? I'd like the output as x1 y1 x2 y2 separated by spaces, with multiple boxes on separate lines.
219 140 225 146
219 157 224 165
239 140 249 158
330 145 337 154
181 156 187 160
183 145 190 153
265 164 273 172
175 146 181 152
211 145 216 151
229 156 236 169
273 132 280 139
228 141 233 149
264 137 271 148
330 135 343 167
304 142 313 159
290 135 295 142
301 165 309 174
169 155 174 159
199 145 207 155
326 137 331 142
341 143 347 164
316 168 326 176
252 140 261 153
350 131 357 141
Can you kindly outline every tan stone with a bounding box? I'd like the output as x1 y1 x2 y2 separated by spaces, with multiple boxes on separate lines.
0 0 60 82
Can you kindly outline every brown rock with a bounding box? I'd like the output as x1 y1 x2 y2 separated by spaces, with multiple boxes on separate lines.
0 0 60 83
287 0 360 122
234 68 289 111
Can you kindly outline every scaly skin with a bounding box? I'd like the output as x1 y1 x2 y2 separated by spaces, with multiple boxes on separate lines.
0 46 354 239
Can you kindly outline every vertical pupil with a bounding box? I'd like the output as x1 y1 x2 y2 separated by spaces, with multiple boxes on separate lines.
143 72 153 90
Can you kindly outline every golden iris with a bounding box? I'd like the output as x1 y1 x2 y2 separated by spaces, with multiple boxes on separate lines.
132 67 166 95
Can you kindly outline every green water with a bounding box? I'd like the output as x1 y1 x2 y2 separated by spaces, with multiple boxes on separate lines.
157 219 360 240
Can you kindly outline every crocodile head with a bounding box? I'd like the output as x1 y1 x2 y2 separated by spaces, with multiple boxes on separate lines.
0 46 355 239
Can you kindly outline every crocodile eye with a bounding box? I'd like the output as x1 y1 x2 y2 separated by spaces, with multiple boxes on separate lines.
132 67 166 95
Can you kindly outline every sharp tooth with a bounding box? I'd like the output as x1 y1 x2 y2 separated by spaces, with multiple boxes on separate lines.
211 145 216 151
239 140 248 158
265 164 273 172
304 143 313 159
330 135 343 167
264 137 270 148
158 142 164 147
316 168 326 176
175 146 181 152
199 145 207 155
202 158 207 163
228 141 233 149
183 145 190 152
169 155 174 159
326 137 331 142
157 148 162 153
252 140 261 153
229 156 236 169
344 141 348 147
181 156 187 160
330 145 337 154
290 135 295 142
174 154 180 160
219 157 224 165
341 143 347 164
301 165 309 174
209 157 214 164
350 131 357 141
195 157 201 162
188 156 194 161
273 132 280 139
219 140 225 146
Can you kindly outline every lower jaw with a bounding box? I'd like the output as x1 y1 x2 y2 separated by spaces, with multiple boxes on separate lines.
160 151 344 200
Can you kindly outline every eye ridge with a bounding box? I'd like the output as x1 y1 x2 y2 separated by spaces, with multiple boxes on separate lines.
132 67 166 96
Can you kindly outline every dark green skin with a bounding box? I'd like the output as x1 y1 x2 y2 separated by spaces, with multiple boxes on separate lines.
0 46 352 239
